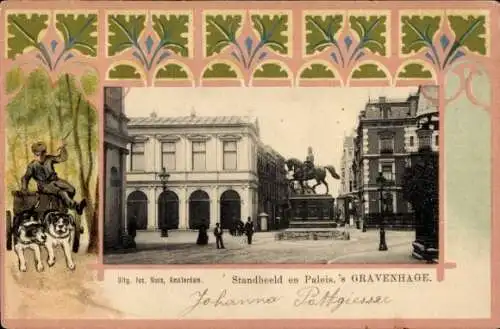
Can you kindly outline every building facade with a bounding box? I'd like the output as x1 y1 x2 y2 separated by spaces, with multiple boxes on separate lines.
352 93 433 229
103 87 133 249
337 134 356 225
125 114 260 231
257 144 288 230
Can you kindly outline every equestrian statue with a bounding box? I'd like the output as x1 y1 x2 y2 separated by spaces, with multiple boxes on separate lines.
285 146 341 195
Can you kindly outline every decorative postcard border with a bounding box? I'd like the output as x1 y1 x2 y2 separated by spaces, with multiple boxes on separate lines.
0 0 496 306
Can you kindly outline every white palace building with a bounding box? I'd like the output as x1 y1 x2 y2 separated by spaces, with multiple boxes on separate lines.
125 113 260 231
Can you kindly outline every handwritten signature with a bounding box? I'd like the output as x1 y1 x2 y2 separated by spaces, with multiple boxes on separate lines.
181 286 391 316
294 286 392 313
180 288 282 316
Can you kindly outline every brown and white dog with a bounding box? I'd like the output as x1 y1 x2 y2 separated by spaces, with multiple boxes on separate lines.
14 218 47 272
44 212 76 270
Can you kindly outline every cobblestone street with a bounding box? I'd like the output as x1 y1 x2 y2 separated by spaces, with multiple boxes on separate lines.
104 229 426 264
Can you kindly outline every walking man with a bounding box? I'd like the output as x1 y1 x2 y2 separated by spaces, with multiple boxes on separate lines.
244 217 254 245
214 223 225 249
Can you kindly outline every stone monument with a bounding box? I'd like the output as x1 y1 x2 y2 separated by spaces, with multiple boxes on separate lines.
276 147 350 241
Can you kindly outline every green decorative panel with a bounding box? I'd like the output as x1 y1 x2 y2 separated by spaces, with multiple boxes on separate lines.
202 63 239 78
398 63 433 79
155 63 189 79
6 13 50 60
300 63 336 79
253 63 288 78
108 64 143 79
351 63 387 79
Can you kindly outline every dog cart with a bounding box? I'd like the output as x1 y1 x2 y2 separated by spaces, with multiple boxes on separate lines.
6 191 82 252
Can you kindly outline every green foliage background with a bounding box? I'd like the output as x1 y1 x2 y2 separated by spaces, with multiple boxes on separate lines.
5 68 99 250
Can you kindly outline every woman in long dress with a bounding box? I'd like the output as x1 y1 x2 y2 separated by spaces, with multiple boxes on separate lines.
196 224 209 245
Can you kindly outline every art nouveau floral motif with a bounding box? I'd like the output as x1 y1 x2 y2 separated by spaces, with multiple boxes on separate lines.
7 12 97 71
302 11 390 82
305 14 387 67
3 8 491 87
202 11 290 81
398 11 488 80
106 11 192 82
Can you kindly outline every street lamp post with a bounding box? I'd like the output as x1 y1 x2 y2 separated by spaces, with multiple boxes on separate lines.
157 167 170 237
376 172 388 251
158 167 170 191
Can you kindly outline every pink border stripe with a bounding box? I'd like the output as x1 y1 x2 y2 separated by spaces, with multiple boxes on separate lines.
0 1 497 326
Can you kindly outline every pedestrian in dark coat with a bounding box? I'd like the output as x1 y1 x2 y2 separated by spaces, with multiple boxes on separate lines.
244 217 254 245
214 223 225 249
128 216 138 238
196 224 209 245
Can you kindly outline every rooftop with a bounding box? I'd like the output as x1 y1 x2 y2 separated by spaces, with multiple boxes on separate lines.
128 115 258 127
366 93 417 106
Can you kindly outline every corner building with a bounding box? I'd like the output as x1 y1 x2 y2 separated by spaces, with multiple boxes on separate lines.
125 114 260 230
352 94 423 229
103 87 133 249
257 144 288 229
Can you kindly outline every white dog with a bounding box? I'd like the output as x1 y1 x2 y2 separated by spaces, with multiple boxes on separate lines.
14 220 47 272
44 212 76 270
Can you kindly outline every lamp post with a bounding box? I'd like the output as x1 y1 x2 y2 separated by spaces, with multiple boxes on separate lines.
157 167 170 237
158 167 170 191
376 172 388 251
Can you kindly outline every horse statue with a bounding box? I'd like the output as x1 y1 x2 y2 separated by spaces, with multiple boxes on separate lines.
285 158 340 195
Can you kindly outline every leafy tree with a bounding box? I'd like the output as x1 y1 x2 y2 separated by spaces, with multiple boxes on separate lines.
5 68 99 253
402 152 439 246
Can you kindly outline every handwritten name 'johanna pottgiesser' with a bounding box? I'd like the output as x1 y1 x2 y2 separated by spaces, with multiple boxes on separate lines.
181 286 391 315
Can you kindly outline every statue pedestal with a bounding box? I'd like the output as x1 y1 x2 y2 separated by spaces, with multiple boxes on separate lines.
276 194 349 241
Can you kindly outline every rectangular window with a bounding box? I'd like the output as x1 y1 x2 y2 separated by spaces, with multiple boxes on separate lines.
130 142 145 171
192 141 206 171
379 137 394 153
381 163 393 181
161 142 176 171
435 135 439 146
223 141 237 170
409 136 414 147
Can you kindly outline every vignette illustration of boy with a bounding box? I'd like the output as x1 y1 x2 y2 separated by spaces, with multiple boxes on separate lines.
21 141 87 215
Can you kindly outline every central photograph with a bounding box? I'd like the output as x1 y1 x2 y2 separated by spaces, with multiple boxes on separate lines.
102 86 439 265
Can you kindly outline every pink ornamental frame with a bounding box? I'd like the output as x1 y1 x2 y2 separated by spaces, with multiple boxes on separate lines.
0 0 498 328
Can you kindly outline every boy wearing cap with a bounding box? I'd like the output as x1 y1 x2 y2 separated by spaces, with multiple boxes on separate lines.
21 141 87 215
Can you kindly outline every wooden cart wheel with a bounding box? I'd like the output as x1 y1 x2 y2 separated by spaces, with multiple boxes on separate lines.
6 210 12 251
72 216 81 253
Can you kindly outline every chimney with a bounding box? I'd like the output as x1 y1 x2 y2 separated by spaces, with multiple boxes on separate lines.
150 111 157 118
379 96 386 103
190 106 196 118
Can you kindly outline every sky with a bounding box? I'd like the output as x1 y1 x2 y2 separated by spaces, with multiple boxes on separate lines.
124 87 418 195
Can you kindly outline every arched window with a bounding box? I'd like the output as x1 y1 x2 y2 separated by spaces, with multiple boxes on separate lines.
189 190 210 229
127 191 148 230
158 191 179 229
220 190 241 229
